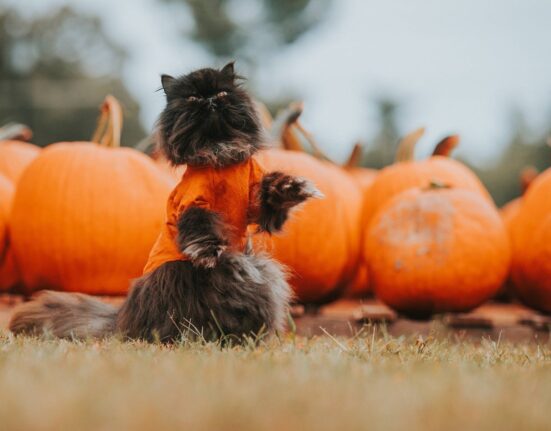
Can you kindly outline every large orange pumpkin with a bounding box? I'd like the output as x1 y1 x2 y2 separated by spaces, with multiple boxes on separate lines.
10 96 174 295
365 185 510 316
255 148 362 303
252 105 362 303
510 165 551 311
362 129 493 228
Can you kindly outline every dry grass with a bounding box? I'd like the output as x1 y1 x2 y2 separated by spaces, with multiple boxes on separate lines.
0 326 550 431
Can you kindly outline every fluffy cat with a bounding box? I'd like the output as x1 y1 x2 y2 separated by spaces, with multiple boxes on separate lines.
9 62 321 343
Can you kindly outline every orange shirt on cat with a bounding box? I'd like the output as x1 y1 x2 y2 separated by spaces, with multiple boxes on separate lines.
143 157 265 274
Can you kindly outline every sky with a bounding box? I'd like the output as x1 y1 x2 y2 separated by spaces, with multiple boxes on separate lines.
8 0 551 165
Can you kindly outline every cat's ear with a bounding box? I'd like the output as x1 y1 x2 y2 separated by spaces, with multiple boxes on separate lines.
220 61 235 79
161 74 176 98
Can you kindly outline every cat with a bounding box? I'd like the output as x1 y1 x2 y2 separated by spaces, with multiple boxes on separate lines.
9 62 321 343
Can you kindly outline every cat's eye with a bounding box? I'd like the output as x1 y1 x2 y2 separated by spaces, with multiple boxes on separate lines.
187 95 200 102
217 91 228 98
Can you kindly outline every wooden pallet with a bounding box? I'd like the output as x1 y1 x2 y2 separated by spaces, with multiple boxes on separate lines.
1 294 550 342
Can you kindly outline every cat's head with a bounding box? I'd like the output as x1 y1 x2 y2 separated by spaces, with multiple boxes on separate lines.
157 62 264 167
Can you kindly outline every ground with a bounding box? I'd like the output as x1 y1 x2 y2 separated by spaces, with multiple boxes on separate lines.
1 326 550 431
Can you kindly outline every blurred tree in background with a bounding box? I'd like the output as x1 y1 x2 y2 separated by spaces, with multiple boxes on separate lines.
361 99 401 169
163 0 333 114
164 0 331 72
470 110 551 206
0 0 549 205
357 100 551 206
0 5 145 147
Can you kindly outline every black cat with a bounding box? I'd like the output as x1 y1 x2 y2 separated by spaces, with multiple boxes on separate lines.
9 62 321 343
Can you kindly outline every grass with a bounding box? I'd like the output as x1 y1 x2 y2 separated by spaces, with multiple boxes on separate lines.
0 326 550 431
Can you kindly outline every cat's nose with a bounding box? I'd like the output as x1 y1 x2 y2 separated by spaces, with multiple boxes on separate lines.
207 97 217 111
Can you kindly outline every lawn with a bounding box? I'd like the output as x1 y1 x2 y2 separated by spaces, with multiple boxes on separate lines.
0 327 550 431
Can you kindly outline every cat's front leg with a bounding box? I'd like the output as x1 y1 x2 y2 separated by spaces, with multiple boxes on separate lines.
257 172 323 233
177 207 228 268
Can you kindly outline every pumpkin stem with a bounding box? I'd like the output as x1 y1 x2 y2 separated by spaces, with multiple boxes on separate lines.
426 179 451 190
344 141 364 168
432 134 460 157
91 95 123 148
275 102 334 162
294 121 332 161
274 101 305 151
395 127 425 163
520 166 538 194
0 123 33 141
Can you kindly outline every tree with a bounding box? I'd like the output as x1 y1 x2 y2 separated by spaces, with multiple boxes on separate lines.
0 5 145 147
361 99 401 169
168 0 331 68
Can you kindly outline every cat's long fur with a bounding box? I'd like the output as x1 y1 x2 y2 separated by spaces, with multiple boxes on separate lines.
9 62 318 343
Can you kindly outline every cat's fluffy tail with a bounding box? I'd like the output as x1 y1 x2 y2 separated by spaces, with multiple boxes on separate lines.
9 290 118 339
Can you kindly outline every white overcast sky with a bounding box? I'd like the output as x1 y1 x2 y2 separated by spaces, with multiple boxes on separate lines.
9 0 551 164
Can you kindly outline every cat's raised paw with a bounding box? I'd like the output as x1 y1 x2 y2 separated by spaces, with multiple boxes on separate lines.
261 172 323 209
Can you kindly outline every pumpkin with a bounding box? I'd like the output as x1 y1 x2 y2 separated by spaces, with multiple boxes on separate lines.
340 143 378 297
255 148 362 303
150 148 186 183
500 166 539 232
0 139 40 184
10 95 174 295
253 105 363 302
365 184 511 317
0 125 39 291
510 165 551 311
362 129 493 228
0 174 18 291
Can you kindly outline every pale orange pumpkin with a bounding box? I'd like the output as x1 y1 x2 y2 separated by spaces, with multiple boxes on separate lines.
365 184 511 316
362 129 493 229
0 140 40 183
10 96 174 295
